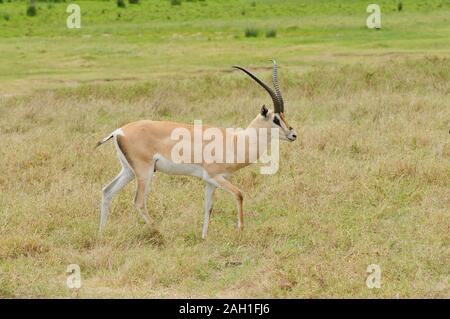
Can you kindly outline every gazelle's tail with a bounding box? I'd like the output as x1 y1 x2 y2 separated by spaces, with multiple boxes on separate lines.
95 128 124 148
95 134 114 148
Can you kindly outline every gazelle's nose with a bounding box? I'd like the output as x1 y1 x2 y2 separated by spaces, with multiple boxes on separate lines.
288 130 297 141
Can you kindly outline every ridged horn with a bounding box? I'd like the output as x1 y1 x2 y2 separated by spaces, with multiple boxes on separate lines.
271 60 284 113
233 65 282 113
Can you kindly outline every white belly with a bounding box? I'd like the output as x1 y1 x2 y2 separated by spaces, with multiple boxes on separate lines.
153 154 209 180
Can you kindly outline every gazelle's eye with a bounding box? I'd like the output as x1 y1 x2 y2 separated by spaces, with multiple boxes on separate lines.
273 117 280 126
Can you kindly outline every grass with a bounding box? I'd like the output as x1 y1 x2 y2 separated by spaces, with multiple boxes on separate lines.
265 29 276 38
0 0 449 298
117 0 126 9
26 2 36 17
244 27 259 37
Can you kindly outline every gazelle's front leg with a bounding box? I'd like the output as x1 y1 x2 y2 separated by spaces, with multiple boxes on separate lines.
202 182 216 239
213 175 244 231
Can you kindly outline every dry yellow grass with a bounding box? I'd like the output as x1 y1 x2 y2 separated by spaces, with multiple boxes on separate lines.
0 56 448 298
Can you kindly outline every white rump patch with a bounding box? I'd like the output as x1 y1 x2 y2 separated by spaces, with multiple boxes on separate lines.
112 128 125 137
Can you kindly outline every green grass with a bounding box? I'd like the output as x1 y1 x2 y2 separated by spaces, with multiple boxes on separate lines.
244 27 259 37
117 0 126 9
0 0 449 93
0 0 449 298
265 28 277 38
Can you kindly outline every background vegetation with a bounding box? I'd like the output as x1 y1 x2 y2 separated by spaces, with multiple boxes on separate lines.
0 0 449 298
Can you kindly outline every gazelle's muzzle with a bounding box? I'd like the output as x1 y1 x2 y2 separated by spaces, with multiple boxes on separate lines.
286 128 297 141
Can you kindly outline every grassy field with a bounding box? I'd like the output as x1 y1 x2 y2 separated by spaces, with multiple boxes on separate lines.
0 0 449 298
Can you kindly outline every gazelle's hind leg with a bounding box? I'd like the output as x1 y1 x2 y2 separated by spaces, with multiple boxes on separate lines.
99 136 134 233
133 162 156 226
100 168 133 232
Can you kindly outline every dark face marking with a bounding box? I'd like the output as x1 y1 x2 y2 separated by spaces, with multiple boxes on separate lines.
273 116 281 126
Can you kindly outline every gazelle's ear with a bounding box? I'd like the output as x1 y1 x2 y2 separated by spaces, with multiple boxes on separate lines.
260 105 269 117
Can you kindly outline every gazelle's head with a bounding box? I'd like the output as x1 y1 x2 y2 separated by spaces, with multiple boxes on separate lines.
233 60 297 142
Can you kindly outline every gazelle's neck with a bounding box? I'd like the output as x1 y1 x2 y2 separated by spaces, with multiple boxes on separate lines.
229 115 272 165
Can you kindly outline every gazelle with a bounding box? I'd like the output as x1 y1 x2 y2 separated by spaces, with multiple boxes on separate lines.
96 60 297 239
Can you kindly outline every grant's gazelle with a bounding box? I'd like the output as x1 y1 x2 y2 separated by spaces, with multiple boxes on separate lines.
96 61 297 239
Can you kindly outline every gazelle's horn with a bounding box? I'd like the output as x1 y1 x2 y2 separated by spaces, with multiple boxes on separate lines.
271 59 284 113
233 65 281 113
